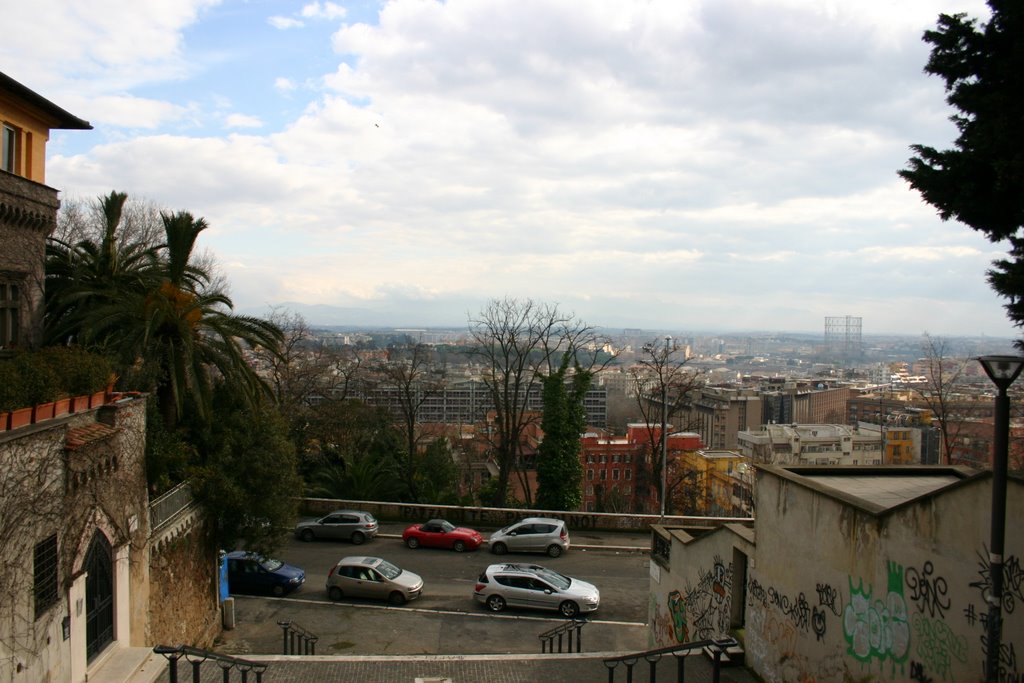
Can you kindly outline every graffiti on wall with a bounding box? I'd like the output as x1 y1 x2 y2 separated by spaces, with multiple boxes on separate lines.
668 589 688 642
969 549 1024 682
910 612 967 680
842 562 911 672
905 561 951 619
662 555 732 643
971 547 1024 615
747 578 825 639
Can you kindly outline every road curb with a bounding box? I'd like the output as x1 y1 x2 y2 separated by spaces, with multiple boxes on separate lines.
377 533 647 554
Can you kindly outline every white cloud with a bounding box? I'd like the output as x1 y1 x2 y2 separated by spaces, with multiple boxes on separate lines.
268 16 304 30
301 2 347 20
274 78 297 93
224 113 263 129
32 0 1019 337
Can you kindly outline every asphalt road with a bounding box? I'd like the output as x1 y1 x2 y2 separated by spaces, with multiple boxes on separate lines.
216 524 652 657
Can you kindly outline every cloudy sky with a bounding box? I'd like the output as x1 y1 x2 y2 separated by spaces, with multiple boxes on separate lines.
5 0 1012 337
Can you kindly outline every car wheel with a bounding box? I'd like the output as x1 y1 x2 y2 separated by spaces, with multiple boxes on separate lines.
328 586 343 601
406 537 419 549
272 585 285 597
453 540 466 553
486 595 506 612
546 544 563 558
300 529 314 542
559 601 580 618
388 591 407 606
351 531 366 545
491 542 507 555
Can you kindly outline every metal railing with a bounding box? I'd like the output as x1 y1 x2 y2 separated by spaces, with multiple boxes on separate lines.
154 645 267 683
278 620 318 655
538 618 587 653
602 637 738 683
150 481 195 531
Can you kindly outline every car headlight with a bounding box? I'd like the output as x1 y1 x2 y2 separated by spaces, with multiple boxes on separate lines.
290 576 302 584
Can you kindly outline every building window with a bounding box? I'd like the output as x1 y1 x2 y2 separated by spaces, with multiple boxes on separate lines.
612 469 620 480
34 535 59 618
586 485 593 496
625 455 632 463
587 469 594 481
2 125 18 173
586 454 594 464
613 455 621 463
600 455 607 464
0 280 20 348
625 469 632 480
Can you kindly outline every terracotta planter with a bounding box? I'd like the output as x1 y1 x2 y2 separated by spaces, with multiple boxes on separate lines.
8 407 32 430
53 398 71 417
70 395 91 412
89 391 106 408
32 402 56 422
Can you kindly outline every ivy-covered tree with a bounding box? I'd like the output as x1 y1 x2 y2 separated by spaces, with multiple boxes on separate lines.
191 386 302 556
899 1 1024 338
535 357 591 511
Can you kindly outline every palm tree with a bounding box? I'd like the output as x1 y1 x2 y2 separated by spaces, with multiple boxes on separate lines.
45 191 157 348
47 199 283 429
116 212 283 428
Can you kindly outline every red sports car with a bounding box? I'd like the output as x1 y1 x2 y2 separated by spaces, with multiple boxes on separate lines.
402 519 484 552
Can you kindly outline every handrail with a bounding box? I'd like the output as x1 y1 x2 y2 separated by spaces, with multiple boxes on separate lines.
602 637 738 683
277 620 318 655
538 618 587 653
154 644 268 682
149 481 195 531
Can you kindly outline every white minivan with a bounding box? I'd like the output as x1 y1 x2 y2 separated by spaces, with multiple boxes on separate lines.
488 517 570 557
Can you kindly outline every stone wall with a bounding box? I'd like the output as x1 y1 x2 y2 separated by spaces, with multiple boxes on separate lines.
300 497 749 534
148 521 221 648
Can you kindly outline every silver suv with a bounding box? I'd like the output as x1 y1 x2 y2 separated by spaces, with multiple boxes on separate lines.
473 563 599 618
294 510 378 544
489 517 569 557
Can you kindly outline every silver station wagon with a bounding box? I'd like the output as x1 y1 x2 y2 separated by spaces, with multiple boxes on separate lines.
473 563 599 618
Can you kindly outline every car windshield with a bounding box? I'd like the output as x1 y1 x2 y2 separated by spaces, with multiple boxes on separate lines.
260 558 284 572
533 567 571 590
440 520 455 533
375 559 402 580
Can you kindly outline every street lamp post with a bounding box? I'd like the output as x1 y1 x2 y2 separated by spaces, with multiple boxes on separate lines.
977 355 1024 682
660 336 672 518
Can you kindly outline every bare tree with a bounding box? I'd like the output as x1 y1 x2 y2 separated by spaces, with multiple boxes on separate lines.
467 297 610 507
374 342 447 502
913 334 978 465
628 338 703 515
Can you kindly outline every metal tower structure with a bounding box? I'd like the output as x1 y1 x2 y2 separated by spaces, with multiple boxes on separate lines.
824 316 862 360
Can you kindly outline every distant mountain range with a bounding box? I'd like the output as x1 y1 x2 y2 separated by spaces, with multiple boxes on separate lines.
238 301 469 329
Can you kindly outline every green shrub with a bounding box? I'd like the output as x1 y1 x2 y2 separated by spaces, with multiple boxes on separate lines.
0 347 115 411
0 362 19 412
11 352 61 406
35 346 114 396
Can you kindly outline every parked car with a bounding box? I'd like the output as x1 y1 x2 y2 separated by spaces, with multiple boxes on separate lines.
294 510 378 544
473 563 599 618
489 517 570 557
225 551 305 597
326 556 424 605
402 519 484 552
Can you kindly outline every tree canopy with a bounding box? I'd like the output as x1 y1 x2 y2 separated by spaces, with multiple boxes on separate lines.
899 0 1024 336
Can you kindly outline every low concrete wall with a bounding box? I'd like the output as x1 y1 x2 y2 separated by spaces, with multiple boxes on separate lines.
299 498 752 534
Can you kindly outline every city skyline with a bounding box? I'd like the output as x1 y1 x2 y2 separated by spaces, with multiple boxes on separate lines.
5 0 1014 337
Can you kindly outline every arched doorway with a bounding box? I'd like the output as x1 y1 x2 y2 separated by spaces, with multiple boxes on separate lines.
84 530 114 661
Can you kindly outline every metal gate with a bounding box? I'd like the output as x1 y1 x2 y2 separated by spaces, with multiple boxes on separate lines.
85 531 114 661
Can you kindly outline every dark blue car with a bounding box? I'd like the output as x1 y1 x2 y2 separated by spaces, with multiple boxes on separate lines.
225 551 305 596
